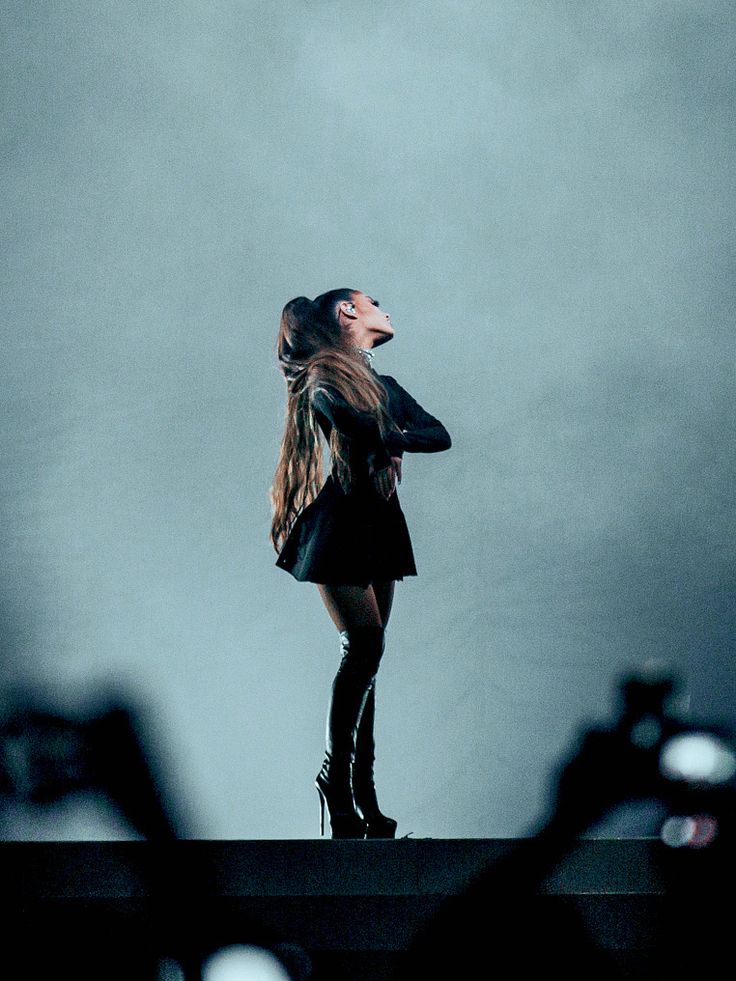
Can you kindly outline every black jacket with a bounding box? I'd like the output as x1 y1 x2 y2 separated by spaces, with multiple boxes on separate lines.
311 372 452 472
275 369 451 586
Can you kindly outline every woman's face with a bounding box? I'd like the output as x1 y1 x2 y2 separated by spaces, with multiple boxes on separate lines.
339 292 394 348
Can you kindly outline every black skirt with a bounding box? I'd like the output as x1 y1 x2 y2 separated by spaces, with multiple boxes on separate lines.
275 470 417 587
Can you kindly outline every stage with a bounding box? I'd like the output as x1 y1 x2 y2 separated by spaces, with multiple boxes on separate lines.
4 838 667 978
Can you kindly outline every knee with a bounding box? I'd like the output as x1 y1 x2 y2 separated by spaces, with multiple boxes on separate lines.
338 625 385 672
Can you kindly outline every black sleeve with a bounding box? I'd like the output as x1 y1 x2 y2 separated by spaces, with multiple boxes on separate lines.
311 384 404 469
383 376 452 455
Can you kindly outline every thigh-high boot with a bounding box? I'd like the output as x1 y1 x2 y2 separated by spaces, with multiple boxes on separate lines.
315 624 385 839
353 675 398 838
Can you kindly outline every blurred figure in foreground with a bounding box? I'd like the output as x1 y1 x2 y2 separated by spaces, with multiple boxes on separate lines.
0 685 311 980
398 666 736 980
0 685 186 840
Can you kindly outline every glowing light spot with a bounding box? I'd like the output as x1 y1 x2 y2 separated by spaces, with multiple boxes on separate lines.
659 732 736 784
661 814 718 848
661 815 697 847
202 945 292 981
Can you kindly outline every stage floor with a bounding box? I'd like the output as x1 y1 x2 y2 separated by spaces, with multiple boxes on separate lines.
2 838 669 978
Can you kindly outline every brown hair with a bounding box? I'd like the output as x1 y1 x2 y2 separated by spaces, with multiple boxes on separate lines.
269 289 396 553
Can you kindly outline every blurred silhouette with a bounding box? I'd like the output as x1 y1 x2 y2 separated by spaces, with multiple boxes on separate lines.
0 559 313 981
398 665 736 980
0 686 186 839
0 685 310 980
0 684 190 979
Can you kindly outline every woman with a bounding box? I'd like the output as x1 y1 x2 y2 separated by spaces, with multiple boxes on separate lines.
270 289 451 839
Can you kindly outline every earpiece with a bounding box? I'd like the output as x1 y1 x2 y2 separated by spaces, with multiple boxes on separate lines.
346 304 355 313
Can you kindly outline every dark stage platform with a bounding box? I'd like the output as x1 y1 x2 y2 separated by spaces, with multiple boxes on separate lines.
2 837 668 978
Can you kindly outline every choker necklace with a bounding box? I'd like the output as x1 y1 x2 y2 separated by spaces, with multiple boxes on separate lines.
355 345 375 365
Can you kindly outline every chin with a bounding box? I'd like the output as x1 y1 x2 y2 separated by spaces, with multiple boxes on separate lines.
372 331 394 348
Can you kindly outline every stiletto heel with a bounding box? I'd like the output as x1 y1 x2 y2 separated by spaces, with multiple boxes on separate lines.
317 785 326 837
315 770 366 838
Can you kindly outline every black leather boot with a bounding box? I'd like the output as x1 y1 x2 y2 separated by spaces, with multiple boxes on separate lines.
353 677 398 839
315 625 385 839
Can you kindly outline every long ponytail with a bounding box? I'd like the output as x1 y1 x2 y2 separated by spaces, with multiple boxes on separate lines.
269 291 396 553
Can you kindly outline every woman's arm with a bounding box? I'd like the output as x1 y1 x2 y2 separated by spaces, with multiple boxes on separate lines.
382 376 452 455
311 385 407 469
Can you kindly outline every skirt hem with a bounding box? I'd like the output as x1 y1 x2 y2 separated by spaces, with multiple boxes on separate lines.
275 562 418 587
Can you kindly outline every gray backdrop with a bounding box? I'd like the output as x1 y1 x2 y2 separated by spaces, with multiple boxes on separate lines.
2 1 734 839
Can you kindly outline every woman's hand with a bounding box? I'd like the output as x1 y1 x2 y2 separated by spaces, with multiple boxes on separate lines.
368 455 402 500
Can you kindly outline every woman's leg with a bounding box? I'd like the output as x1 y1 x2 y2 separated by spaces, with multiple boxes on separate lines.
354 580 398 837
314 583 386 837
372 579 395 628
316 582 383 629
315 577 394 630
